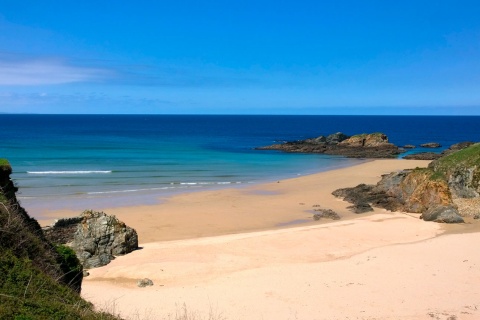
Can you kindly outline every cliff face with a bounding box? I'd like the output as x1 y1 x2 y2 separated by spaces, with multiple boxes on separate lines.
429 143 480 198
333 143 480 223
375 169 453 213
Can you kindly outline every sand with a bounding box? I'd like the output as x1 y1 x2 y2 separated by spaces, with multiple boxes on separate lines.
52 159 480 319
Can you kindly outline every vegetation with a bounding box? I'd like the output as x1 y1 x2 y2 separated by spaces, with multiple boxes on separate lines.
0 159 122 319
432 143 480 173
0 249 119 320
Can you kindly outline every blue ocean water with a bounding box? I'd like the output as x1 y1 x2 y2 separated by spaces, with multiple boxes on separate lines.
1 115 478 217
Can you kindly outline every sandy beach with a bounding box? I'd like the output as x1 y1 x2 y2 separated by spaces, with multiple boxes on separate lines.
55 159 479 319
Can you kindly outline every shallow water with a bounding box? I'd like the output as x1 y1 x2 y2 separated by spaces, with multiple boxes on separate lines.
1 114 478 217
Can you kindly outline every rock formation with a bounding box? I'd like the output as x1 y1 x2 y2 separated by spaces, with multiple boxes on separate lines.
402 141 474 160
257 132 402 158
420 142 442 148
45 210 139 269
332 143 480 223
428 143 480 198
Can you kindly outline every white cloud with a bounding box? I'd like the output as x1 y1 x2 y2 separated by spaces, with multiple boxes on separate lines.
0 59 112 85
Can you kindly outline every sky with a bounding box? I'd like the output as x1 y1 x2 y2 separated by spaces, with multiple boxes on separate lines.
0 1 480 115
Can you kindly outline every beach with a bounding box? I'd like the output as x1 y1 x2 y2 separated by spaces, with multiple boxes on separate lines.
48 159 479 319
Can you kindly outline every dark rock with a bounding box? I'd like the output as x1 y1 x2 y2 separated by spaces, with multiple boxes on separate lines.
449 141 475 151
420 142 441 148
137 278 154 287
347 202 374 214
440 141 475 156
474 214 480 220
403 152 442 160
44 216 83 244
257 132 402 158
403 145 416 149
420 205 464 223
326 132 350 145
333 169 453 215
313 208 341 220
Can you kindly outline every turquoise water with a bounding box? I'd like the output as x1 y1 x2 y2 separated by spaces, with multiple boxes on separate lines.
1 114 478 217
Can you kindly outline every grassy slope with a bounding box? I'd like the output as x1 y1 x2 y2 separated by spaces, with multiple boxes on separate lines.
0 159 121 320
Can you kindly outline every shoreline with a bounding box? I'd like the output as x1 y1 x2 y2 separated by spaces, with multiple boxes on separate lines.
70 158 480 319
27 156 366 223
40 159 429 243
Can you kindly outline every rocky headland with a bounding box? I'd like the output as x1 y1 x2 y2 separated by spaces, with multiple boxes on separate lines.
333 142 480 223
257 132 403 158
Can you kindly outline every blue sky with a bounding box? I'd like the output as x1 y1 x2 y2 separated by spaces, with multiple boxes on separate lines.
1 1 480 115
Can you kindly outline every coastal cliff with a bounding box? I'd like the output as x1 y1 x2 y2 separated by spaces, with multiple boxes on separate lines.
0 160 119 319
257 132 402 158
333 143 480 223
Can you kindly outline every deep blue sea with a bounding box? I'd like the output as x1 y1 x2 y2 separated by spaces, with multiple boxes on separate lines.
1 115 478 217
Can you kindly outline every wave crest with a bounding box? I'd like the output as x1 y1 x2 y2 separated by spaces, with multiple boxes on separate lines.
27 170 112 175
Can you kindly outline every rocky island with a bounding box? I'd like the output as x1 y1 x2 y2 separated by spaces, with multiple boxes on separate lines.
257 132 403 158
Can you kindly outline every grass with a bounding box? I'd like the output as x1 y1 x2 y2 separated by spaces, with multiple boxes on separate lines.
0 249 120 320
0 159 122 320
0 158 11 170
433 143 480 172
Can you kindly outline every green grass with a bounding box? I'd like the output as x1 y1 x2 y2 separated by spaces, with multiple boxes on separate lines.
0 159 122 320
0 249 120 320
433 143 480 172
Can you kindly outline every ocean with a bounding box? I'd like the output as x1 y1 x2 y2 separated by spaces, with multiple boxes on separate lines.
1 115 478 218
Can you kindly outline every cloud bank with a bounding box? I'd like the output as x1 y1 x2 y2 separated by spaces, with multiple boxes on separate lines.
0 58 112 85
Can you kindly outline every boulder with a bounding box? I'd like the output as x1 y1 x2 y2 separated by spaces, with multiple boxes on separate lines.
313 208 341 220
347 202 374 214
137 278 154 287
46 210 139 269
420 205 464 223
403 145 416 149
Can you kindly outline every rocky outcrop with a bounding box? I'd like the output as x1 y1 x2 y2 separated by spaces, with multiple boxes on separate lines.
421 142 441 148
403 152 442 160
257 132 402 158
402 141 474 160
428 143 480 198
45 210 139 269
333 144 480 223
333 168 461 222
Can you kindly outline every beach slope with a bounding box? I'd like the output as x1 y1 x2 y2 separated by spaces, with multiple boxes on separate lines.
80 160 480 319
